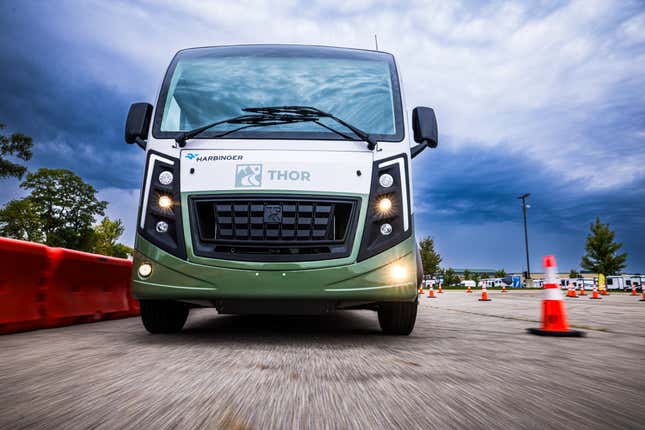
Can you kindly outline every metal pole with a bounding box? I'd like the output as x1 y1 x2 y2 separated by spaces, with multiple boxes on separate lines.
518 193 531 279
374 34 379 51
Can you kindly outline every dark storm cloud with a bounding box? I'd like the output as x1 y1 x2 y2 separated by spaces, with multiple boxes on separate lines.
0 3 144 190
413 143 645 271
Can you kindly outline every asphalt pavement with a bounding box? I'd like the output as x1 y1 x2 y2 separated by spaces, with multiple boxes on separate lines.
1 291 643 429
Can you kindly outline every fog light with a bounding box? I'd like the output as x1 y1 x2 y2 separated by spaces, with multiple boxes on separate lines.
380 223 393 235
138 263 152 278
158 171 174 185
391 263 407 281
378 197 392 212
379 173 394 188
156 220 169 233
158 195 173 209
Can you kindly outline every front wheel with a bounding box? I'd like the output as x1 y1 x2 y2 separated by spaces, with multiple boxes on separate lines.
378 301 417 335
140 300 189 334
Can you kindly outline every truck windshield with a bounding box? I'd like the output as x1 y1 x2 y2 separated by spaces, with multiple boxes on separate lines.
153 45 404 142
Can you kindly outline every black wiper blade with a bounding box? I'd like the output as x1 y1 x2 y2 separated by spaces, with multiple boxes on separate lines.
243 106 378 150
209 117 316 140
174 113 318 147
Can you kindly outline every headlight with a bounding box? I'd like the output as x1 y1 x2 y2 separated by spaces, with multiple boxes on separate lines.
379 173 394 188
357 154 411 262
158 171 174 185
138 151 186 259
155 220 169 233
391 263 407 281
378 197 392 213
380 223 393 235
158 195 173 209
138 263 152 277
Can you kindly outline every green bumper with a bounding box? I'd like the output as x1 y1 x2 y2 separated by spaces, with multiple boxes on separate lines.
131 235 418 302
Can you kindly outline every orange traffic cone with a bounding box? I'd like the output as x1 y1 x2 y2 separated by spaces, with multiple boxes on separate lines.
501 285 507 293
438 285 443 294
566 281 578 298
579 284 586 296
630 286 637 296
528 255 584 337
419 285 424 295
600 286 609 295
478 285 491 301
427 284 436 298
467 285 472 293
640 289 645 301
590 284 601 299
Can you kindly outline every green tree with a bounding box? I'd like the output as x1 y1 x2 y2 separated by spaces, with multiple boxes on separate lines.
17 168 107 250
581 217 627 275
90 217 132 258
494 268 507 278
0 123 33 179
419 236 442 276
0 198 43 242
442 267 460 286
463 269 472 281
569 269 580 278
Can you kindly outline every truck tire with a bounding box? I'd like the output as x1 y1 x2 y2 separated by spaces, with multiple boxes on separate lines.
140 300 189 334
378 300 418 335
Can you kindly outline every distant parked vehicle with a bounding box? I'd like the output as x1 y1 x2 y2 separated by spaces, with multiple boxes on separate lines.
525 279 544 288
460 280 476 288
560 278 585 290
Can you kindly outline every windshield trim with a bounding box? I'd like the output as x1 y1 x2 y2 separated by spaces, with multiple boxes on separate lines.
151 45 405 143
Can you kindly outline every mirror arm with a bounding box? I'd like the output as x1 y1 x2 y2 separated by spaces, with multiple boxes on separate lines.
410 142 427 158
135 136 147 150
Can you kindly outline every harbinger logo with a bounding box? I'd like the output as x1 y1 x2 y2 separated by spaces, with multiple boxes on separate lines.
235 164 262 187
185 153 243 162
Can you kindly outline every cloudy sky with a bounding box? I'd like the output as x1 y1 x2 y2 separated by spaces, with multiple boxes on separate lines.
1 0 644 272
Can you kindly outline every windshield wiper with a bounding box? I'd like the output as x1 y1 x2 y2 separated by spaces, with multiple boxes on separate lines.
244 106 377 150
175 106 377 150
175 113 318 147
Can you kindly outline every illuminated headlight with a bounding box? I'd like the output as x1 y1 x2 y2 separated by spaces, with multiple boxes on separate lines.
378 197 392 213
380 223 393 236
158 171 174 185
379 173 394 188
155 220 169 233
391 263 407 281
158 195 173 209
138 263 152 277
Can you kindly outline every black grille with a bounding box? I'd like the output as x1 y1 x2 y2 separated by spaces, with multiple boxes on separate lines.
189 195 360 262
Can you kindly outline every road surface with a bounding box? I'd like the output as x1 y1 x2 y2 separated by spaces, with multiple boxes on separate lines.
1 291 643 429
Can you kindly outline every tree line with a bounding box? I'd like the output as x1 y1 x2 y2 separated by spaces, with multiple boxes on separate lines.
0 123 131 257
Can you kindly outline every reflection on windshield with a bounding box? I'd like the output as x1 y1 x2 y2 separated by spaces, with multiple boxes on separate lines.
160 56 397 136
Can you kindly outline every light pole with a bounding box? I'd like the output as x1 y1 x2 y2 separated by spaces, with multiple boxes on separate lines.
517 193 531 279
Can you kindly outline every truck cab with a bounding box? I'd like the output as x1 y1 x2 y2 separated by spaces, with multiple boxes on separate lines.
125 45 438 335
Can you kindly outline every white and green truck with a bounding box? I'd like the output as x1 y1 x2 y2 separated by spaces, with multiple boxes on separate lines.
125 45 438 335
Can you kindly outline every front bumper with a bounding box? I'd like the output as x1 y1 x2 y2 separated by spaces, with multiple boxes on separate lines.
131 234 418 302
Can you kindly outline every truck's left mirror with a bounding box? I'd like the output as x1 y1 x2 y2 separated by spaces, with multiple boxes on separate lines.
125 102 153 149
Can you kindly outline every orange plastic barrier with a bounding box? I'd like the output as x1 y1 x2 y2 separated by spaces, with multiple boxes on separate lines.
0 238 50 334
45 248 132 327
0 237 138 334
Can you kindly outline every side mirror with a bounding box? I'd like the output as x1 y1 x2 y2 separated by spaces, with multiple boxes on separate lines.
410 106 438 158
125 103 153 149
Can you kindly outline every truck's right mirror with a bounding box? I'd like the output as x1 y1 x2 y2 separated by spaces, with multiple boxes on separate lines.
411 106 438 158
